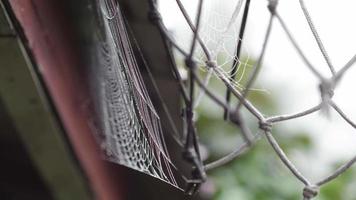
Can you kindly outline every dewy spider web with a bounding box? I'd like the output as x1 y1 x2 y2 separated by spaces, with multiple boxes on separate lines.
193 0 254 107
170 0 265 110
93 0 180 189
147 0 356 199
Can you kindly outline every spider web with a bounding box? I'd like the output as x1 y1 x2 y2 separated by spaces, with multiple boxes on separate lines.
196 0 244 68
177 0 263 108
93 0 180 189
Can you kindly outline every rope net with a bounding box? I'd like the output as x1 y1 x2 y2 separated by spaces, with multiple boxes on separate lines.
148 0 356 199
92 0 356 198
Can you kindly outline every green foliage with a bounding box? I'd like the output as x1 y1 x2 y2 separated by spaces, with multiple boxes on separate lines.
319 166 356 200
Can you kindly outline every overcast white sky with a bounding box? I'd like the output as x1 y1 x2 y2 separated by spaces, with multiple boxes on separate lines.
159 0 356 180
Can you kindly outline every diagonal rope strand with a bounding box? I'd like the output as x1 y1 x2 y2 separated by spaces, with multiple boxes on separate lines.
299 0 336 75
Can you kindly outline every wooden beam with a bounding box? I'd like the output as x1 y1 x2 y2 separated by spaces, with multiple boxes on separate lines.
0 3 92 200
2 0 126 199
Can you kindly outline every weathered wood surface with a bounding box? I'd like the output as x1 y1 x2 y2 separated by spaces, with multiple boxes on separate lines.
0 3 92 199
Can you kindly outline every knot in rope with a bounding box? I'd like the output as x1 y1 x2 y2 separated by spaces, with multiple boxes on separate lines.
185 57 197 69
183 147 197 164
268 0 279 14
319 78 335 115
148 9 162 24
229 112 241 125
185 106 194 119
319 78 335 100
259 120 272 132
303 185 319 200
205 60 217 69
